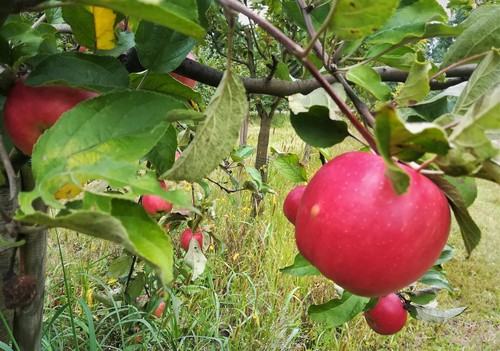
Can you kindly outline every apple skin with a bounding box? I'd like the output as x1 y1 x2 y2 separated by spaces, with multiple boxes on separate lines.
3 76 99 155
364 293 407 335
283 185 307 225
295 151 450 297
180 227 203 251
141 180 173 215
152 301 166 318
169 52 197 89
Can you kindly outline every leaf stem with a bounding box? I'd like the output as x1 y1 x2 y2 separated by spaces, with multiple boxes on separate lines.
0 134 18 218
429 51 489 81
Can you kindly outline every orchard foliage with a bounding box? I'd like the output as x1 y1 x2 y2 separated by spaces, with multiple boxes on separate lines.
0 0 499 342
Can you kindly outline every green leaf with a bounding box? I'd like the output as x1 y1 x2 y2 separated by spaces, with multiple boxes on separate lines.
128 272 146 299
275 61 292 81
230 145 255 162
25 52 130 93
146 124 178 175
0 237 25 249
395 55 433 106
346 66 391 101
135 21 196 73
0 21 57 69
290 106 349 148
435 244 455 266
329 0 400 40
23 90 190 210
70 0 206 41
62 6 96 50
108 253 134 278
164 69 247 182
441 5 500 68
410 82 467 121
427 175 481 256
95 30 135 57
183 238 207 281
288 85 346 119
409 304 467 323
443 176 477 208
366 0 450 44
130 71 202 104
419 268 452 292
282 1 330 32
271 148 308 183
454 49 500 116
16 196 174 284
375 105 450 161
280 253 320 277
308 292 370 327
436 84 500 182
365 45 416 71
406 286 441 305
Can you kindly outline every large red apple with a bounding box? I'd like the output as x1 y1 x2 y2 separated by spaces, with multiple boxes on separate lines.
169 52 197 89
3 76 99 155
141 180 173 215
283 185 307 225
180 227 203 251
295 151 450 297
364 293 407 335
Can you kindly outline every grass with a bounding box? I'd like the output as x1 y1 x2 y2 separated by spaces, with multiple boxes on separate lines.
35 119 500 350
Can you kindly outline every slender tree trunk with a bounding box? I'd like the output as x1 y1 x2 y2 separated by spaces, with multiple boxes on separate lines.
0 186 15 343
12 165 47 351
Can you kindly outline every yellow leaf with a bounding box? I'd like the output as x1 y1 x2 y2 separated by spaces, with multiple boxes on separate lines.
54 183 82 200
90 6 116 50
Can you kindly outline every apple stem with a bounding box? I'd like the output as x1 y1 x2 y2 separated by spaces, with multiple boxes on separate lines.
414 155 438 173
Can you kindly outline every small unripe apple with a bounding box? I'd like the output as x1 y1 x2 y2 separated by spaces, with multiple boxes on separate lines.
141 180 173 215
295 151 450 297
364 293 407 335
3 75 98 155
180 227 203 251
283 185 307 224
169 52 197 89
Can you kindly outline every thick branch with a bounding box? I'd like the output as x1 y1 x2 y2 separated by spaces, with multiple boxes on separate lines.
172 57 476 96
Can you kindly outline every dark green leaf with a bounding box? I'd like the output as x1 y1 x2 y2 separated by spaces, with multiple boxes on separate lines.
280 253 320 277
308 292 370 327
128 272 146 299
135 21 196 73
62 6 96 50
290 106 349 148
409 82 466 121
427 175 481 256
25 52 130 93
147 124 178 175
130 71 202 104
407 286 441 305
443 176 477 208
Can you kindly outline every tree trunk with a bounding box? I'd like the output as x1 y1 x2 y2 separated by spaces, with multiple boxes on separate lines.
0 186 15 343
239 100 250 147
12 165 47 351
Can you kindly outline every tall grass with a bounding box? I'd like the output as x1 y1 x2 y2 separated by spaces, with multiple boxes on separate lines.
40 121 499 350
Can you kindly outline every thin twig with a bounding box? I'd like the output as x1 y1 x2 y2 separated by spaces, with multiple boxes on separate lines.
302 0 338 59
335 73 376 127
206 177 243 193
0 134 19 216
429 51 489 81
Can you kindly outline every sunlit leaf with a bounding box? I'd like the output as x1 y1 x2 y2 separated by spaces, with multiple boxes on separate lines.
280 253 320 277
90 6 117 50
271 148 308 183
346 65 391 101
409 304 467 323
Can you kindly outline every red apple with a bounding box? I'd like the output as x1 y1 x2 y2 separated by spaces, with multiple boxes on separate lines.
169 52 197 89
364 293 407 335
295 152 450 297
3 75 99 155
180 227 203 251
141 180 173 215
283 185 307 225
152 301 166 318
